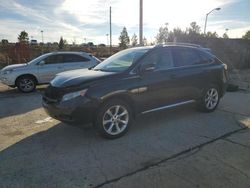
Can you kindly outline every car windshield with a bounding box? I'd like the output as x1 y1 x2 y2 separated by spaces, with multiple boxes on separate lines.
93 48 150 72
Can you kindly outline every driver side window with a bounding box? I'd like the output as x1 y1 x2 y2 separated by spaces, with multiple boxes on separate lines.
140 48 173 70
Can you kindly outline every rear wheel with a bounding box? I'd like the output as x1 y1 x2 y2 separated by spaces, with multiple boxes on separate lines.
95 99 133 139
16 76 36 93
198 87 220 112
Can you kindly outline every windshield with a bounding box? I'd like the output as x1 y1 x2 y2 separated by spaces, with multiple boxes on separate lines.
93 48 150 72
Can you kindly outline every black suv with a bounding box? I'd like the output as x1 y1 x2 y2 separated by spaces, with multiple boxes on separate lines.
43 44 228 139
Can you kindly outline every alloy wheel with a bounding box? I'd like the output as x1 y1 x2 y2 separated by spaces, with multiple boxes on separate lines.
19 78 35 92
205 88 219 110
102 105 129 135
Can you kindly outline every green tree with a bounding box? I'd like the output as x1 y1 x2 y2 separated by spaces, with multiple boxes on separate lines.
1 39 8 44
206 31 219 38
18 30 29 42
131 33 138 46
58 37 67 49
242 30 250 39
188 22 201 34
155 23 169 44
168 27 186 42
119 27 130 48
223 33 229 39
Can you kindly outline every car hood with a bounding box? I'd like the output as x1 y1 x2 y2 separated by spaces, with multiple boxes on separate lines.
50 69 116 87
1 64 27 71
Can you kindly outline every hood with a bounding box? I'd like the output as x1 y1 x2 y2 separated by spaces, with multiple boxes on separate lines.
50 69 116 87
1 64 27 71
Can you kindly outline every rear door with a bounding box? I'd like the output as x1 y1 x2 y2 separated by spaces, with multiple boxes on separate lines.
62 54 94 72
37 54 64 83
171 47 213 100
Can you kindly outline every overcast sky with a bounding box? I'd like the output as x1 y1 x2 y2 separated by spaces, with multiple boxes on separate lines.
0 0 249 44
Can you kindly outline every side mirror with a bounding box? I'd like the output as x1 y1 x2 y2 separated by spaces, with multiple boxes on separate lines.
140 63 155 73
39 60 45 65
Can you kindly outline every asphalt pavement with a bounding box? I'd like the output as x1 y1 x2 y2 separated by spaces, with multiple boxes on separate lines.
0 84 250 188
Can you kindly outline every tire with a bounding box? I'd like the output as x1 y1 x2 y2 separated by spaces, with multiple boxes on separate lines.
198 86 220 112
16 76 36 93
95 99 133 139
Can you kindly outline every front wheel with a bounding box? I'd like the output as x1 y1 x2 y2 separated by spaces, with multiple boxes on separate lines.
95 99 133 139
198 87 220 112
16 76 36 93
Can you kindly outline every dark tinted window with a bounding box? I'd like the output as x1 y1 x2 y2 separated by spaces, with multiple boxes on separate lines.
197 50 214 64
63 54 90 63
173 48 202 67
141 48 173 70
44 55 63 64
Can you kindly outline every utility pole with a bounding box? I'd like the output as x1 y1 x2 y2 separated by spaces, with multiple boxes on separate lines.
139 0 143 46
109 6 112 55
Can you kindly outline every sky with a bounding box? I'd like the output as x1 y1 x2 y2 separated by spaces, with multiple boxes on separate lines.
0 0 249 44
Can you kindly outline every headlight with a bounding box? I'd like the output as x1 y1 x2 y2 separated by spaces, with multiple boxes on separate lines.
62 89 88 101
3 69 13 75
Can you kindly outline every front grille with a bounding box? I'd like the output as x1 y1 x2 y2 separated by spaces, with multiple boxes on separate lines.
44 85 64 101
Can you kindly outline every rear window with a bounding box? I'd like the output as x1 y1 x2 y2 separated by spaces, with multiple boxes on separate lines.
172 48 201 67
63 54 90 63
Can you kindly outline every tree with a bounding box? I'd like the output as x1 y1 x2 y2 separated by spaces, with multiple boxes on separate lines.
168 27 186 42
188 22 201 34
131 33 138 46
223 33 229 39
58 37 67 49
155 23 169 44
119 27 130 48
18 30 29 42
1 39 8 44
242 30 250 39
206 31 219 38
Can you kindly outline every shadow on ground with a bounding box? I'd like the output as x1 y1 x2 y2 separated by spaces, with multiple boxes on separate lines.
0 105 246 188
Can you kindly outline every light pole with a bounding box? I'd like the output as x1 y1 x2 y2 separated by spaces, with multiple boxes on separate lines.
109 6 112 55
204 7 221 35
41 30 44 43
106 34 109 46
139 0 143 45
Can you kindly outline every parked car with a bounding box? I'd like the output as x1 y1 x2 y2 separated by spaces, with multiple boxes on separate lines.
0 52 100 92
43 44 228 139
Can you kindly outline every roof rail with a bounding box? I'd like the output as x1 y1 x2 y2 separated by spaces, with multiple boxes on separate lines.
165 42 202 48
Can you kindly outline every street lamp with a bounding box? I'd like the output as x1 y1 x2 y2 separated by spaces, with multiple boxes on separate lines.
204 7 221 35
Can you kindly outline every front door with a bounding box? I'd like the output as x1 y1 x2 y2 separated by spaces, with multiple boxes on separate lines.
133 47 180 112
37 54 65 83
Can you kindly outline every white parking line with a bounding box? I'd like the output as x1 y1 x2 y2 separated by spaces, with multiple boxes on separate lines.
35 117 53 124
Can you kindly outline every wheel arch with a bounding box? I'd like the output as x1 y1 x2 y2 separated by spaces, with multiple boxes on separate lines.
15 74 38 86
98 94 136 118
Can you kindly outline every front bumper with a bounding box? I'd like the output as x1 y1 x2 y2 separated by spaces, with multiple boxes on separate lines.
0 74 15 86
42 96 99 124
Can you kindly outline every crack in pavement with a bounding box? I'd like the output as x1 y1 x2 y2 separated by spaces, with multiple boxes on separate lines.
223 138 250 150
93 127 247 188
165 168 200 187
213 154 250 180
218 108 250 117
